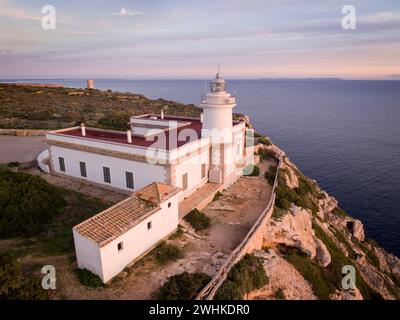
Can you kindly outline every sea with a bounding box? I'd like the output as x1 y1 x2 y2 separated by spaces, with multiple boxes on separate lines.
4 78 400 257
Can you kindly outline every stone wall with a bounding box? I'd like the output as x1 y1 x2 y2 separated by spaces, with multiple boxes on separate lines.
196 153 283 300
0 129 47 136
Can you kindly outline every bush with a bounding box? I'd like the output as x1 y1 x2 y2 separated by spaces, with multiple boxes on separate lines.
168 225 184 240
0 254 48 300
243 164 260 176
332 207 349 217
184 209 211 231
0 171 66 238
258 137 272 146
264 165 277 185
97 112 130 131
153 241 183 265
154 272 210 300
215 254 269 300
74 268 103 288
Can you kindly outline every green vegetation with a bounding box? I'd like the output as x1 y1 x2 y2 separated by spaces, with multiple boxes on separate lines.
271 206 288 221
168 225 184 240
184 209 211 231
274 168 319 215
0 170 66 238
242 164 260 176
154 272 211 300
0 253 48 300
264 165 277 185
0 84 201 130
332 207 349 217
279 245 334 299
312 223 383 300
213 191 223 202
258 136 272 146
274 288 286 300
331 228 357 260
152 241 183 265
97 112 131 131
215 254 269 300
74 268 103 288
258 148 272 161
280 223 384 300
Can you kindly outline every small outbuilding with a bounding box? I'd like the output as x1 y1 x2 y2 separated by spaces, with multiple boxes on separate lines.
73 182 181 283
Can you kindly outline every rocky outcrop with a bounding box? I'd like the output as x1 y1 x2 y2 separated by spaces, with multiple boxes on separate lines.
251 141 400 300
262 205 331 267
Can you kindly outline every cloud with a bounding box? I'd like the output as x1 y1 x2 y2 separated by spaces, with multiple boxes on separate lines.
0 2 40 21
112 8 143 17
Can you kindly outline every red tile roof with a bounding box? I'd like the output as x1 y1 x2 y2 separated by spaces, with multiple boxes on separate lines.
58 116 203 150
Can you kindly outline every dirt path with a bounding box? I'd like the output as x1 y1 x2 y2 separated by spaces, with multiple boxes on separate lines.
0 135 47 164
45 158 276 300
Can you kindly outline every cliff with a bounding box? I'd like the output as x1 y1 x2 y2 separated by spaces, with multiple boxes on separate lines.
249 139 400 300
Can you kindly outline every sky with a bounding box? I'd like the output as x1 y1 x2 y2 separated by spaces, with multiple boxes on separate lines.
0 0 399 79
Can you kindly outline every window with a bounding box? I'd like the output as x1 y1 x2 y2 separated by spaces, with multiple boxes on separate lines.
168 202 172 208
126 171 134 189
147 221 152 230
103 167 111 183
201 163 206 179
79 161 87 177
117 242 123 252
58 157 65 172
182 173 188 190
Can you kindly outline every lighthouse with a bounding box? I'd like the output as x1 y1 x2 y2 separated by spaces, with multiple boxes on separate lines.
201 70 237 186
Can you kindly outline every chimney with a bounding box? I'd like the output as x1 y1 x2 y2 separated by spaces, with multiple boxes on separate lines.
86 79 94 89
127 129 132 144
200 112 204 123
161 109 164 120
80 123 86 137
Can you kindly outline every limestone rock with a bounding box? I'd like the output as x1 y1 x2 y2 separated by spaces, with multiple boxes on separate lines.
315 238 331 267
350 219 365 241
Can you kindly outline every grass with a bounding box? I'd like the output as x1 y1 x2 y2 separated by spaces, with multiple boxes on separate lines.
74 268 103 288
154 272 211 300
215 254 269 300
332 207 349 217
184 209 211 231
152 241 183 265
168 225 184 240
271 206 288 221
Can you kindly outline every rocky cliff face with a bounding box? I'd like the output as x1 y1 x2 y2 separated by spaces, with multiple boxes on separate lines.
250 141 400 300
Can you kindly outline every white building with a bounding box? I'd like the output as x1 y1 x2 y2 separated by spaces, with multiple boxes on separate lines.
41 72 256 282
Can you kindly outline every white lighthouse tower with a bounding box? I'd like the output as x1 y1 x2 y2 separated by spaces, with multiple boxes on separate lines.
201 70 237 186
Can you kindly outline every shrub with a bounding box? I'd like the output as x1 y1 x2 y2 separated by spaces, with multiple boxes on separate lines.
264 165 277 185
153 241 183 265
0 254 48 300
97 112 130 131
215 254 269 300
274 288 286 300
184 209 211 231
168 225 184 240
74 268 103 288
243 164 260 176
213 191 223 201
332 207 349 217
258 137 272 146
154 272 211 300
0 171 66 238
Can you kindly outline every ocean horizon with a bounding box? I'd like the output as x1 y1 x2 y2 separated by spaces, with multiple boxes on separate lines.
4 78 400 257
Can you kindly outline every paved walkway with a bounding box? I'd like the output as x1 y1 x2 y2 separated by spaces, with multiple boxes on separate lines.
0 135 48 164
179 182 222 219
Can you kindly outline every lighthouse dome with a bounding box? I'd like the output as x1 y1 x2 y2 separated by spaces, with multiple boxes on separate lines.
210 72 226 93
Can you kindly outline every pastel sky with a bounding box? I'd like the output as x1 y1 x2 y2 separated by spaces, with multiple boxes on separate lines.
1 0 400 79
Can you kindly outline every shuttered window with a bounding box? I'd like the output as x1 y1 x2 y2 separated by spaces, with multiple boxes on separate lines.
58 157 65 172
126 172 134 189
79 161 87 177
103 167 111 183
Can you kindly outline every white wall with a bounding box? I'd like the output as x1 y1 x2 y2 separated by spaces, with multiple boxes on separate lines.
74 192 180 283
173 146 209 199
50 145 166 191
73 230 104 278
